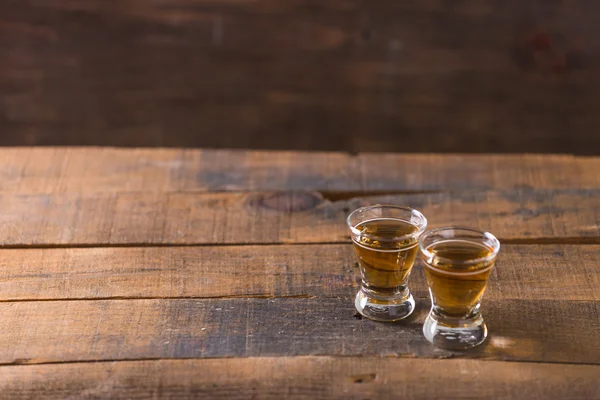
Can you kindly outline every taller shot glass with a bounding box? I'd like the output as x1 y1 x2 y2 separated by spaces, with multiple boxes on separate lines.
419 227 500 349
347 205 427 322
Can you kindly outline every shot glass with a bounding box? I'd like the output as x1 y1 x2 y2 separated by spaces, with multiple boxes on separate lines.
347 205 427 321
419 227 500 349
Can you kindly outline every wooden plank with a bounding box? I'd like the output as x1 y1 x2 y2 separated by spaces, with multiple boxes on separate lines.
0 297 598 365
1 149 600 194
0 245 597 302
0 244 356 301
2 2 600 154
0 148 354 194
0 189 598 246
1 357 599 400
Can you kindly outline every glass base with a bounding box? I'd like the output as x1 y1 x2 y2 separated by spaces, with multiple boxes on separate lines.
354 288 415 322
423 311 487 350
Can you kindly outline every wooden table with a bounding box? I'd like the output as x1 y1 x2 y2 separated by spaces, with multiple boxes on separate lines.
1 148 599 399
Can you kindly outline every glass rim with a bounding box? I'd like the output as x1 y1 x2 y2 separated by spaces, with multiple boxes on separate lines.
346 205 428 243
419 226 500 267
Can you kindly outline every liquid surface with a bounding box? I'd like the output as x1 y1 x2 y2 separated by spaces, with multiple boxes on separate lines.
352 218 419 296
422 240 495 317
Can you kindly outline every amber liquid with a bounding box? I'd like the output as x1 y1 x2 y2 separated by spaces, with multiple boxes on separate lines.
423 240 495 317
352 219 419 297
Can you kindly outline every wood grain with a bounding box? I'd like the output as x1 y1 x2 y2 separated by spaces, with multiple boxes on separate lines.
2 148 600 194
0 245 597 302
2 357 599 400
2 1 600 153
0 189 598 246
0 297 598 365
1 148 599 391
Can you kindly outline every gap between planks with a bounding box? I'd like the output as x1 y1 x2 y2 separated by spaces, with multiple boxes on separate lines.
1 295 597 304
1 354 599 368
1 237 599 250
0 294 323 304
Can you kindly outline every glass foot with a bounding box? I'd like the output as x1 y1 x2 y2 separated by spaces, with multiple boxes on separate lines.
354 289 415 322
423 311 487 349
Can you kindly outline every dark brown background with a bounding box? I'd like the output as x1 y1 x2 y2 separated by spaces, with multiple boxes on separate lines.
1 0 599 154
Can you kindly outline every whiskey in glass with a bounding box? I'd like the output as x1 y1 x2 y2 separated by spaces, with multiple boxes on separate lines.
347 205 427 321
419 227 500 349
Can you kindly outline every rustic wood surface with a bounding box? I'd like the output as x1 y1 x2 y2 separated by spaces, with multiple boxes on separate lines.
2 357 599 400
2 148 600 193
1 189 598 246
1 297 598 365
0 148 599 399
2 1 600 154
0 245 597 301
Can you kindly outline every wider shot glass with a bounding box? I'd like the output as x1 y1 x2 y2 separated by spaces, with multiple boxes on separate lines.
347 205 427 322
419 227 500 349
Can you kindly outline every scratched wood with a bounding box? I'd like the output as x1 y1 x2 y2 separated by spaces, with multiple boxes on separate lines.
0 245 597 302
2 1 600 153
2 357 599 400
0 297 598 365
2 148 600 194
0 189 598 246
